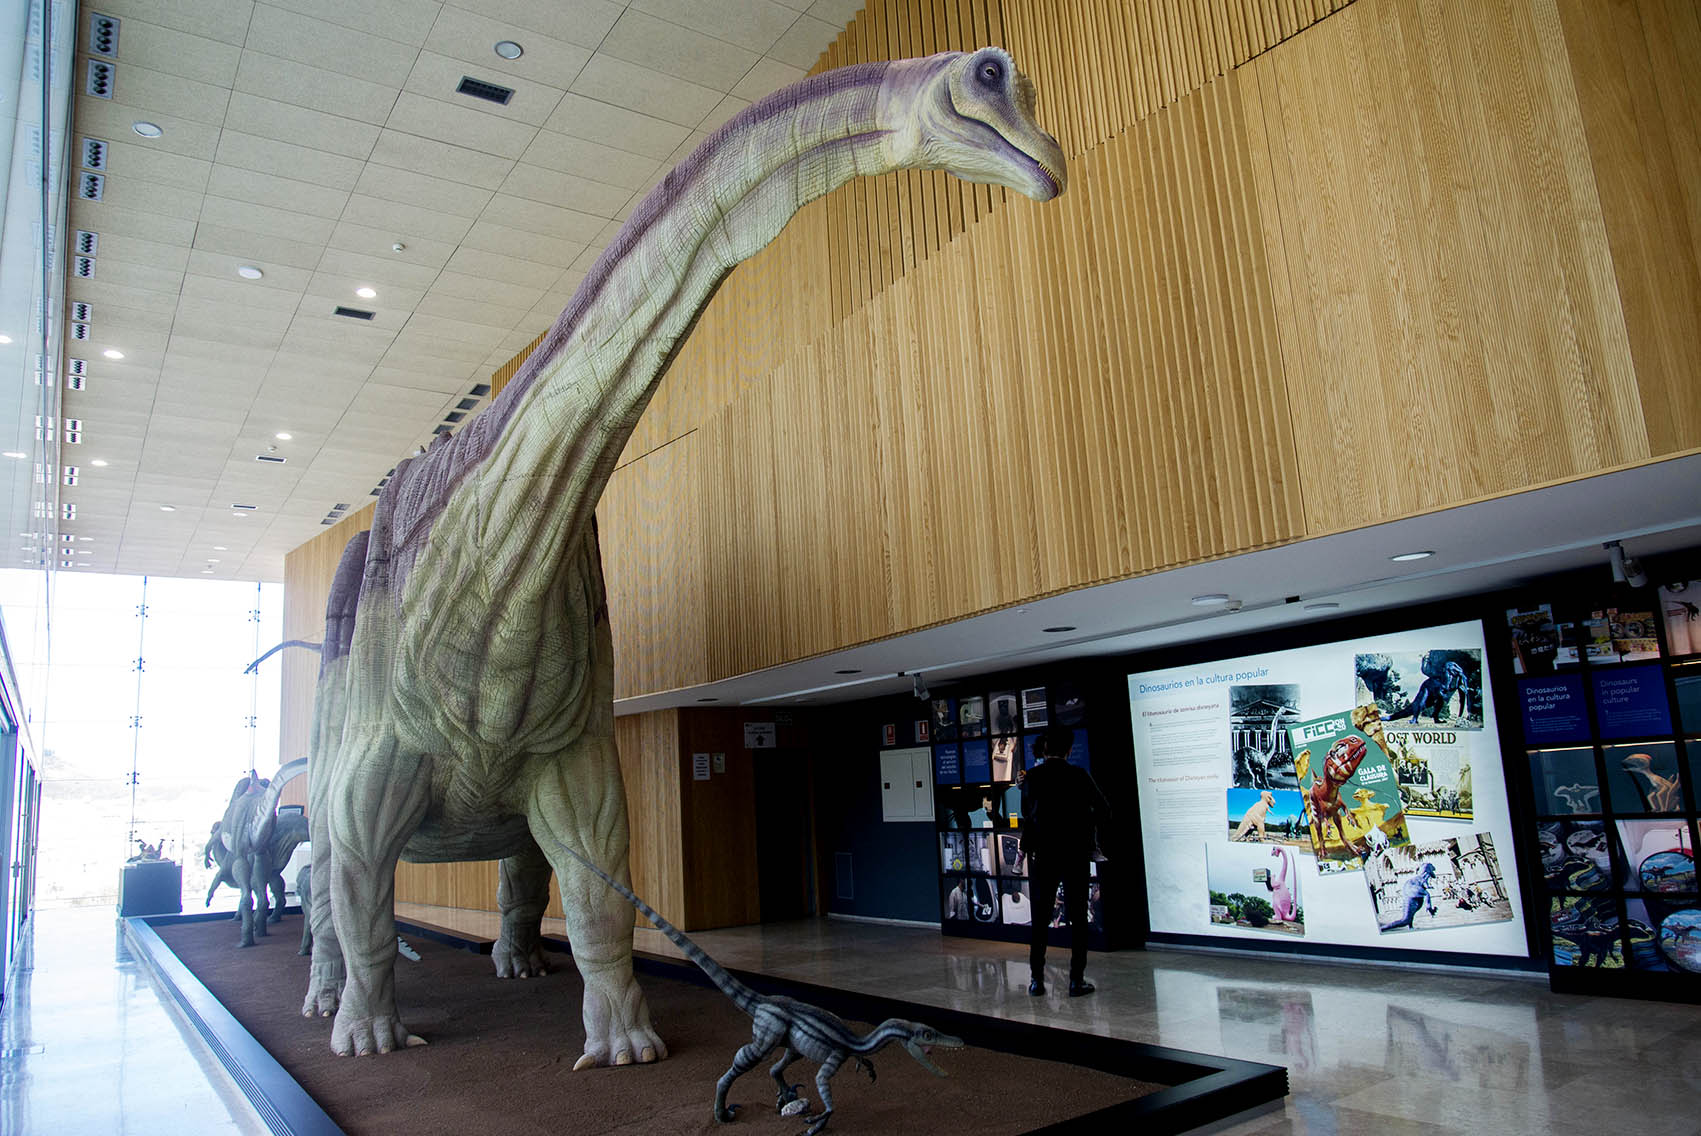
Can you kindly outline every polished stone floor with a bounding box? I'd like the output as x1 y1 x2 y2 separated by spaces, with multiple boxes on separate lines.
1 906 268 1136
5 901 1699 1134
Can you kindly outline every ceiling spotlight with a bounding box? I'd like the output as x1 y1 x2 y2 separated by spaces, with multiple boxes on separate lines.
0 335 11 344
391 242 406 253
1304 601 1340 612
1042 625 1076 633
274 432 292 441
103 348 124 360
494 40 523 60
132 121 163 138
236 265 263 280
159 505 175 511
1389 550 1434 562
911 672 929 700
355 286 377 299
91 459 108 466
1190 593 1232 606
1604 540 1648 588
213 545 227 551
2 452 24 459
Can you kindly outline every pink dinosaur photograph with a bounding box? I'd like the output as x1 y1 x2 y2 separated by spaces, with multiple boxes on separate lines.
1206 842 1305 937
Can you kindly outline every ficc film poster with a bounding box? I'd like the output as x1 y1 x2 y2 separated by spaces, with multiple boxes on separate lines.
1289 709 1411 874
1384 728 1473 820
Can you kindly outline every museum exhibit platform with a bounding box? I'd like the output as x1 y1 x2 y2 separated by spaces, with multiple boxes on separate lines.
125 911 1285 1136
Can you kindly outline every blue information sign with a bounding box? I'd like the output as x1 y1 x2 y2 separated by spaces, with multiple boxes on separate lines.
961 738 991 782
1520 674 1590 744
932 743 960 784
1591 665 1673 740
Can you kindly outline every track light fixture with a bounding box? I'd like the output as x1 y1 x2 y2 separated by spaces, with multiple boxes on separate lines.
1604 540 1647 588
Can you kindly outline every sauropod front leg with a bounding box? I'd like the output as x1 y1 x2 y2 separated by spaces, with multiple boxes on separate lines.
325 734 433 1056
526 730 664 1071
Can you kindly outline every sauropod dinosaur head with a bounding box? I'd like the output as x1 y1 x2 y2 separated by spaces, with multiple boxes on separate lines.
883 48 1067 201
892 1022 965 1076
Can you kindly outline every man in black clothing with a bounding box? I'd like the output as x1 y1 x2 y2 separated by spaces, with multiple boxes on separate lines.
1020 724 1111 997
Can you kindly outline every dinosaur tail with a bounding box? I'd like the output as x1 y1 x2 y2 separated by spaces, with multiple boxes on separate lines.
556 844 762 1012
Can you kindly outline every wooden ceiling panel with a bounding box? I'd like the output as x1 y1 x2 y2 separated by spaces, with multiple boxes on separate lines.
384 92 539 160
631 0 801 55
233 52 403 126
403 52 568 128
213 131 369 192
601 9 761 91
223 91 383 159
423 7 594 84
197 195 338 244
542 92 692 160
457 220 587 270
519 129 660 191
367 130 515 190
447 0 623 51
244 4 424 85
570 53 723 128
352 162 494 221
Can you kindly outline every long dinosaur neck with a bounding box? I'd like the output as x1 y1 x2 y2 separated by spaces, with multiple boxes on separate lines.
391 60 930 588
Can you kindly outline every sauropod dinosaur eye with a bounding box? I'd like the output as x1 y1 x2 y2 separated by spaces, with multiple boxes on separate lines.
978 59 1003 87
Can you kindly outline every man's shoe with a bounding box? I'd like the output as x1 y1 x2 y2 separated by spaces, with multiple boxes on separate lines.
1027 979 1045 996
1068 979 1095 997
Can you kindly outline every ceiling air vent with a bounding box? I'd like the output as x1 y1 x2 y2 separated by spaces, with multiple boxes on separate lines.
88 12 120 57
66 374 85 391
81 137 109 170
77 172 104 200
333 306 375 320
70 322 89 340
75 230 97 256
230 503 257 510
443 411 465 423
86 59 114 99
332 503 350 510
62 504 76 520
70 301 92 321
469 383 491 397
454 397 478 411
254 454 287 464
456 76 514 105
74 256 96 278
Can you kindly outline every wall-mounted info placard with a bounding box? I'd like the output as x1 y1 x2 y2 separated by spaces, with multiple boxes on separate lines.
1128 619 1528 958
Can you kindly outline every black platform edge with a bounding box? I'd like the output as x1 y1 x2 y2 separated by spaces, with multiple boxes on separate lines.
127 913 345 1136
523 929 1287 1135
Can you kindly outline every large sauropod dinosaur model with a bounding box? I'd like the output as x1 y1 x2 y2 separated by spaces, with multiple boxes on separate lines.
220 760 306 947
301 49 1066 1061
563 844 963 1136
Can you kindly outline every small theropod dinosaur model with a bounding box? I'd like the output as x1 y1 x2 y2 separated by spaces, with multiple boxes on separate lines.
562 845 962 1135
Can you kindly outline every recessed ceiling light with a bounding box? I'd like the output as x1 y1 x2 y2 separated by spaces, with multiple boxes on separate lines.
213 546 227 551
1390 550 1434 562
1304 601 1340 612
1042 625 1076 633
91 459 108 466
206 558 220 564
159 505 175 511
236 265 263 280
132 121 163 138
274 431 292 441
2 452 24 459
103 348 124 359
1190 593 1232 606
355 286 377 299
494 40 523 59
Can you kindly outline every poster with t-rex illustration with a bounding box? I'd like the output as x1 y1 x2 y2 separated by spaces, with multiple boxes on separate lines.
1289 708 1412 874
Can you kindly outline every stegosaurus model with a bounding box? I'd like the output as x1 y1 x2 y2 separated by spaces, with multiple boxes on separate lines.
563 844 963 1135
302 49 1066 1062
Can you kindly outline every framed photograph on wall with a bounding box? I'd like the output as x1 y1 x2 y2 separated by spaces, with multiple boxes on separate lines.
1021 686 1048 728
989 690 1020 735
